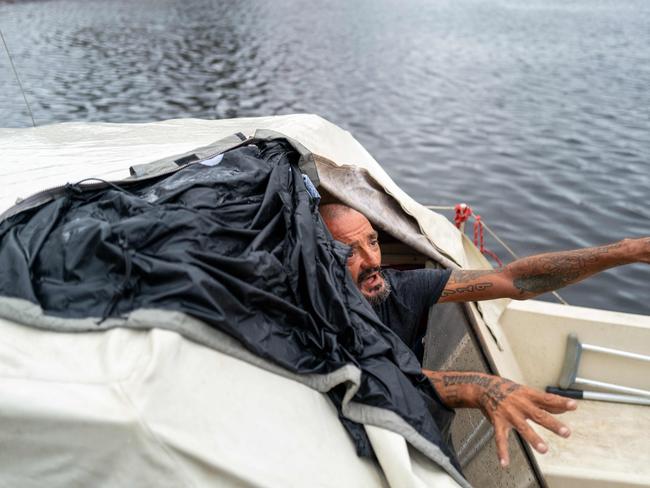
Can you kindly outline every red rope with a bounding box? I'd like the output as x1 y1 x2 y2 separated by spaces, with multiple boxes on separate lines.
454 204 503 267
454 203 473 228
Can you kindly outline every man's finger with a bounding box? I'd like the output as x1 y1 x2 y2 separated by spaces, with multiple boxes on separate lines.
527 406 571 438
530 390 578 414
493 422 511 468
512 417 548 454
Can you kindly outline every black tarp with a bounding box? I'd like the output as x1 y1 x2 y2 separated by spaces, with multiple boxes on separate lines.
0 139 459 471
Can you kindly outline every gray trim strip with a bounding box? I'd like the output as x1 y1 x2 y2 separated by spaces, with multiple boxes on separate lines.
128 129 320 187
129 133 251 178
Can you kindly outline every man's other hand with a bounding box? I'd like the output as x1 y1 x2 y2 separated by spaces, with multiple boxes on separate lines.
423 370 577 468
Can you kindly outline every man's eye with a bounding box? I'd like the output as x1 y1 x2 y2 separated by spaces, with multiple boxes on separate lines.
370 240 378 246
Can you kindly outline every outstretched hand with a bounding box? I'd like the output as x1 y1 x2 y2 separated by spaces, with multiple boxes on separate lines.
423 370 577 467
472 376 576 467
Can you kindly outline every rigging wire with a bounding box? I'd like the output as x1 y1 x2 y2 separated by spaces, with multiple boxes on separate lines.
1 29 36 128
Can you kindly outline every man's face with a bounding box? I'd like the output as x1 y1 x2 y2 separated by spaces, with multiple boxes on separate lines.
322 209 388 303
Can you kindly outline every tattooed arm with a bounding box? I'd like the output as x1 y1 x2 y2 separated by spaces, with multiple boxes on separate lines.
423 370 577 467
439 238 650 302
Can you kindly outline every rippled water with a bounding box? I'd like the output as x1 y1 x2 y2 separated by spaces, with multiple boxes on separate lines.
1 0 649 314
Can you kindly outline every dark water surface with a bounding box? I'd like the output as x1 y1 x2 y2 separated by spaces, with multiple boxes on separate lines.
1 0 649 314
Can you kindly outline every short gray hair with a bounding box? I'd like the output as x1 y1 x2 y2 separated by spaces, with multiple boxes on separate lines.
319 203 356 223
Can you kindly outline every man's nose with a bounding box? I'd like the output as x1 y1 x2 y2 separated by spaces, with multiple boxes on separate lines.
360 247 380 269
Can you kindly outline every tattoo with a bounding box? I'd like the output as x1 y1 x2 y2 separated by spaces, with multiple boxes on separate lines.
447 270 498 285
432 373 522 411
429 375 463 405
513 242 623 295
513 274 569 294
479 379 522 412
443 269 498 297
442 282 493 296
442 374 492 389
505 382 522 394
446 386 461 405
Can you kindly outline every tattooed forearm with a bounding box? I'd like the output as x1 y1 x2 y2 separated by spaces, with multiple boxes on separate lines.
509 241 627 297
443 239 642 302
442 269 499 299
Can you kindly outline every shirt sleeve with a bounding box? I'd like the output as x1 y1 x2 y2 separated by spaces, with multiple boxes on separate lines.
425 268 452 305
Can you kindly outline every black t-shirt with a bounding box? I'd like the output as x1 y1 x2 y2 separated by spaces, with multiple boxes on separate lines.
372 268 452 356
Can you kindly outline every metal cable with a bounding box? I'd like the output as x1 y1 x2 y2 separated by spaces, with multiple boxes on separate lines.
1 29 36 127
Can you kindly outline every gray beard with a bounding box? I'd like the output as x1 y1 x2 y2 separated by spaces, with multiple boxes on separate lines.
366 270 392 306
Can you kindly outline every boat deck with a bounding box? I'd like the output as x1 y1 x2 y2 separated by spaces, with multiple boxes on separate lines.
501 300 650 487
539 400 650 488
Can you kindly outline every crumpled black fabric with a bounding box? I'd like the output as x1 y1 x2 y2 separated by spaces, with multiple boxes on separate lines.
0 139 459 470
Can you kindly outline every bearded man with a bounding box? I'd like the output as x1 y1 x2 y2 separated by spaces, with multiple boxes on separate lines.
319 203 650 467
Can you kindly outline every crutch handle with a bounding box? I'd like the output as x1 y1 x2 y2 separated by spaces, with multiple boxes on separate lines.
546 386 583 399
